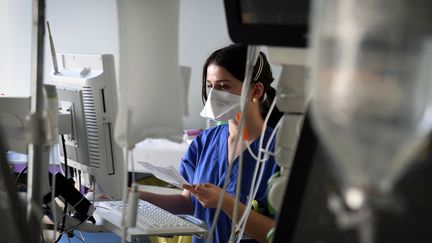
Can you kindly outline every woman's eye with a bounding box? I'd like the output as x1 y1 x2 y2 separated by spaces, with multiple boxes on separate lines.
215 83 227 90
207 82 231 90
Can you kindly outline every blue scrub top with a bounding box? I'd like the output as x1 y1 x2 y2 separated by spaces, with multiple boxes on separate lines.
179 124 279 243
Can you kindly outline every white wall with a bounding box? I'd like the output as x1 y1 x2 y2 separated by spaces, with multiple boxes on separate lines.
0 0 32 96
179 0 232 129
0 0 230 129
0 0 119 96
44 0 119 84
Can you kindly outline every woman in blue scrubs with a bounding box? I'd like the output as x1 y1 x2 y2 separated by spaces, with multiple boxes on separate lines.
138 44 282 243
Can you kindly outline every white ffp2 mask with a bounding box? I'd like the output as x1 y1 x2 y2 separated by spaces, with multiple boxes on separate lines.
200 88 241 122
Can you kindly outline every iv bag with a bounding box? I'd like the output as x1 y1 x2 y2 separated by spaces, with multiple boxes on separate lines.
309 0 432 193
115 0 184 148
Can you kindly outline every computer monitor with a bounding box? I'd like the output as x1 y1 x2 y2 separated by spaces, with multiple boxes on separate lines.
51 53 124 199
223 0 310 47
0 96 31 154
0 124 31 243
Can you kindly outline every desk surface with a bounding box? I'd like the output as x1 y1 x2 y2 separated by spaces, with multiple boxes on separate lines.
8 138 190 174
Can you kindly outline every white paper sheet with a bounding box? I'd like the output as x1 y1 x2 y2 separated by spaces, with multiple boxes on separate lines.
138 161 190 189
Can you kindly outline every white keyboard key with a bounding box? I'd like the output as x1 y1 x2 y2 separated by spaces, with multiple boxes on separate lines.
97 200 207 236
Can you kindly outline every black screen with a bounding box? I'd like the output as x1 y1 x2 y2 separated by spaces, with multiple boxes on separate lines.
224 0 310 47
239 0 309 25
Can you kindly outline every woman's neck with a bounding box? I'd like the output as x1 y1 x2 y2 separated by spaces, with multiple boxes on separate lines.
228 113 264 143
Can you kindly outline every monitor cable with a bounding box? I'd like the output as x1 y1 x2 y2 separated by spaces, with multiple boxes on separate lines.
236 98 279 233
229 49 281 243
229 46 262 243
206 45 260 243
15 165 28 184
236 116 282 242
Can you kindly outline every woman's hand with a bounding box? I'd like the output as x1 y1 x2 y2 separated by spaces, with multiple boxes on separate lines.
184 183 274 242
184 183 224 208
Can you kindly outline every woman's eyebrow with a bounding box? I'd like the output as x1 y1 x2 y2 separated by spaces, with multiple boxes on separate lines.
215 79 233 83
207 79 233 84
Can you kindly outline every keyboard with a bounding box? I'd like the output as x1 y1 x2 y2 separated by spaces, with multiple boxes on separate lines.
95 200 207 236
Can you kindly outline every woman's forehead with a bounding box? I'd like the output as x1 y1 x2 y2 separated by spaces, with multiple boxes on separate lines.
206 64 240 83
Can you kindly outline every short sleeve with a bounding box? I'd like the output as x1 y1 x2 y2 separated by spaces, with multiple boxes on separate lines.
258 162 280 218
179 136 200 184
253 130 280 218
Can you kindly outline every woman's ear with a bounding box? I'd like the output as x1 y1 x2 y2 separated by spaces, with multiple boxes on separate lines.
251 82 265 100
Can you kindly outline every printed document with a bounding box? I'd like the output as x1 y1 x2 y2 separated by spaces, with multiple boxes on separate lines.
138 161 190 189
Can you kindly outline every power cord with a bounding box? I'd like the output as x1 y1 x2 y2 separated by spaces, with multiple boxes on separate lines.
15 165 28 184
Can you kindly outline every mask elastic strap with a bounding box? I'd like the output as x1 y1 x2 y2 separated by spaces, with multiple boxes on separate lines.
253 53 264 81
253 54 268 103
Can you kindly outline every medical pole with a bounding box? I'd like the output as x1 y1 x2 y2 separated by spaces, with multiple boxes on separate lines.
27 0 50 242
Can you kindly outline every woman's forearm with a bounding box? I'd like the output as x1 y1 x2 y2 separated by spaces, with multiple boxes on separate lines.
137 190 194 215
221 194 274 243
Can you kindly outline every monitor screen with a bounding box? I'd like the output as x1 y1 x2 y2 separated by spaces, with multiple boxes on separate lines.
224 0 310 47
0 96 31 154
239 0 308 25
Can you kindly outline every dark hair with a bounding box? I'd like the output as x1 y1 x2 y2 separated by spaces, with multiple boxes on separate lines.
201 44 283 128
